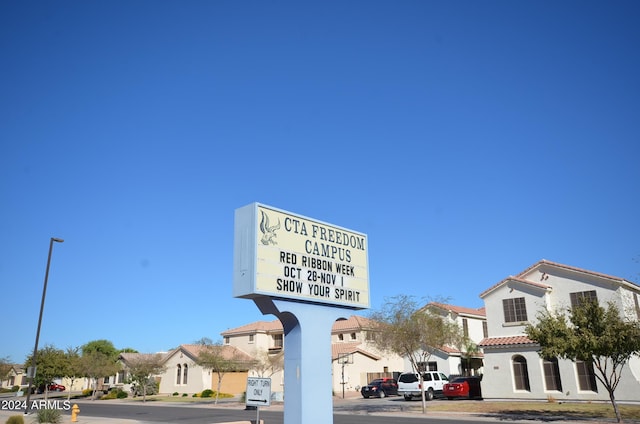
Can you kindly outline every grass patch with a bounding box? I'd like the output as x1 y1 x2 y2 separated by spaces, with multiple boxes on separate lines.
422 400 640 421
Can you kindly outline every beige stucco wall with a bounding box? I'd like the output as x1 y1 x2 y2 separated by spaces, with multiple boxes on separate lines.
159 352 209 395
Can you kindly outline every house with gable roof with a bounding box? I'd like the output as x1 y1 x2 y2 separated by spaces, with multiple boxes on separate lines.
157 344 254 396
221 315 405 395
478 260 640 402
330 315 404 393
421 302 486 377
1 364 25 390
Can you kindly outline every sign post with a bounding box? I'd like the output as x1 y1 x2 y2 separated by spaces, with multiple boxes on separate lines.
234 203 370 424
246 377 271 424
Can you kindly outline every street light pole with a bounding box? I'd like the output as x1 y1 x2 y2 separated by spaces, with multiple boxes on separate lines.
25 237 64 415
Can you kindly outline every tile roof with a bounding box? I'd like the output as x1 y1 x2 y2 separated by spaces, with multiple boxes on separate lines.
221 320 284 336
332 315 377 332
331 342 380 361
221 315 377 336
478 336 536 347
519 259 639 289
481 259 639 299
119 352 167 364
479 276 552 299
427 302 486 318
164 344 254 363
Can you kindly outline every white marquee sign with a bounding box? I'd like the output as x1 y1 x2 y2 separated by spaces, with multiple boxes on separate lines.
233 203 369 309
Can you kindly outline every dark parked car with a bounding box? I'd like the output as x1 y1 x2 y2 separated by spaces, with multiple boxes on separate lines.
443 376 482 399
360 378 398 398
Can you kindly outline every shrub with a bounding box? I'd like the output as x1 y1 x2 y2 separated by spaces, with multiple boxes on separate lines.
6 415 25 424
192 393 199 397
201 389 214 398
81 388 93 397
172 392 179 396
182 393 188 397
101 388 128 400
35 408 61 423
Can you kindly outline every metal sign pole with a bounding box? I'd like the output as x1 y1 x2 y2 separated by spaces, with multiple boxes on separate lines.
256 405 260 424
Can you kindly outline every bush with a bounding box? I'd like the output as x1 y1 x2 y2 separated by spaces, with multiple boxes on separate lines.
5 415 25 424
182 393 188 397
81 388 93 397
35 408 61 423
172 392 179 396
201 389 214 398
101 388 128 400
192 393 199 397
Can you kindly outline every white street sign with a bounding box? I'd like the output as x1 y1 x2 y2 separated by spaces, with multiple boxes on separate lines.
246 377 271 407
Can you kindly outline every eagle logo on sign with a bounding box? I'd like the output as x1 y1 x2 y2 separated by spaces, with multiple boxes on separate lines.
260 210 280 245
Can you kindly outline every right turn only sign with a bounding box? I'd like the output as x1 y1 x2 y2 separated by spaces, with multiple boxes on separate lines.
246 377 271 407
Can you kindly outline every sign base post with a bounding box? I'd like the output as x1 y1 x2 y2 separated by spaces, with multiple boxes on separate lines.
255 297 347 424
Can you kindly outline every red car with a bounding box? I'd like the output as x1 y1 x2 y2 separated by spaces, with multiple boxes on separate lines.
47 383 66 392
443 376 482 399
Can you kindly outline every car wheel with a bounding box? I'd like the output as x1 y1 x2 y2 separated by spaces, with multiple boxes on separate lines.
447 397 454 400
426 388 434 401
379 390 386 398
403 394 412 401
362 395 369 399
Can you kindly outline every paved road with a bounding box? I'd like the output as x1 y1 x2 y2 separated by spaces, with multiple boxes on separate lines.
2 393 633 424
63 399 508 424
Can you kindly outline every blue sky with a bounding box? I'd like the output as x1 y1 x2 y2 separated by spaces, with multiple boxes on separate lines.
2 0 639 363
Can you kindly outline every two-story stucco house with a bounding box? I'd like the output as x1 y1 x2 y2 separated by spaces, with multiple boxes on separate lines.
479 260 640 402
421 302 487 377
221 315 405 396
329 315 404 395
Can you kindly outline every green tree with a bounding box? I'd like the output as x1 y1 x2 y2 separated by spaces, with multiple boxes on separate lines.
526 300 640 423
0 356 12 383
197 343 252 404
123 354 166 402
368 295 462 413
82 340 118 358
63 347 82 401
23 345 67 399
457 338 480 377
80 340 120 400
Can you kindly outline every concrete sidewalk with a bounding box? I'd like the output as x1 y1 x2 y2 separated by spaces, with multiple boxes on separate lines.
0 408 262 424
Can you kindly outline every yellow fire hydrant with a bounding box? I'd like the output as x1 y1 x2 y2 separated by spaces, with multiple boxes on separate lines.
71 404 80 422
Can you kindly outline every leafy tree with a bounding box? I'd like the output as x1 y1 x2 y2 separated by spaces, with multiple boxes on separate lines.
197 343 252 404
119 347 138 353
82 339 118 358
368 295 462 413
122 354 166 402
0 356 12 382
23 345 67 399
63 347 82 401
526 300 640 423
80 340 120 400
458 338 481 377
